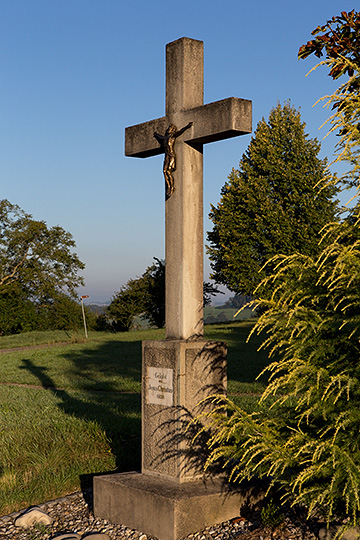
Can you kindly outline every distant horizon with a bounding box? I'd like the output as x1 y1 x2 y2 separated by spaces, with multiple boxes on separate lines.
82 288 233 307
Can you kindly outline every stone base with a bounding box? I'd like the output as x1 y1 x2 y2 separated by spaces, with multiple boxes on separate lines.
142 340 227 481
93 472 264 540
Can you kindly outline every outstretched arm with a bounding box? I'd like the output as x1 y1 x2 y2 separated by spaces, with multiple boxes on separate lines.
174 122 193 138
154 132 164 144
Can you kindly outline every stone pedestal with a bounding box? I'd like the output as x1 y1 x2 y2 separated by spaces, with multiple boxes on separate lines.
142 339 226 482
93 340 253 540
94 472 256 540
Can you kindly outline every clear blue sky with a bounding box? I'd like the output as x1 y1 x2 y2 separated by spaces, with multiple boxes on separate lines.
0 1 355 303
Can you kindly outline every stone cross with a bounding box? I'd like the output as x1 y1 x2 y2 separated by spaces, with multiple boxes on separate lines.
94 38 253 540
125 37 251 340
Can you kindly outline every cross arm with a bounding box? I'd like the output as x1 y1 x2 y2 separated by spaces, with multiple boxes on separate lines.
125 117 168 158
182 97 252 146
125 97 252 158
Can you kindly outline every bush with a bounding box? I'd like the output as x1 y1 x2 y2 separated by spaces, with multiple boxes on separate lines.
197 10 360 531
261 500 285 528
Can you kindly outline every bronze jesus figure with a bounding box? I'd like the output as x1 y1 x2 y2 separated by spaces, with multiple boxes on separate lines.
154 122 193 199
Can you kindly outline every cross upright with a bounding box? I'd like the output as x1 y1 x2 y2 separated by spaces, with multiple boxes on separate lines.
94 38 253 540
125 37 251 340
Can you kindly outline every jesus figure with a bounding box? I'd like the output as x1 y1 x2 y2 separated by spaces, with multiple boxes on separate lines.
154 122 193 199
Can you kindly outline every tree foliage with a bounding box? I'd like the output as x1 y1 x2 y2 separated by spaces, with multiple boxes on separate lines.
0 199 85 334
0 200 84 302
107 273 149 332
143 257 166 328
201 222 360 524
299 9 360 188
207 102 339 297
107 258 165 332
108 258 223 331
225 294 252 309
45 294 95 332
298 10 360 83
203 281 224 307
197 11 360 530
0 283 39 334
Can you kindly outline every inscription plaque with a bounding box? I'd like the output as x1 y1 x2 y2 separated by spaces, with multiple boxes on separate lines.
147 366 174 406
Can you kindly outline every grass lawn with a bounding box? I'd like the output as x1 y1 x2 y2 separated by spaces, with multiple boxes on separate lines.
0 321 270 515
204 305 255 323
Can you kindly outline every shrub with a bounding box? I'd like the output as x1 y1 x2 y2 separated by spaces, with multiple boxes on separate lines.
196 10 360 531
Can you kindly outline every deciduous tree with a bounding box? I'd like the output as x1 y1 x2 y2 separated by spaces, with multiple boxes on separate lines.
108 258 223 331
0 283 39 334
0 199 84 303
107 275 148 332
0 199 85 334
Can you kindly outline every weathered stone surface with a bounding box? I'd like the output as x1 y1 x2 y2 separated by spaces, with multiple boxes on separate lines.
124 37 252 341
125 98 252 158
14 506 53 528
319 525 360 540
93 472 266 540
142 339 226 481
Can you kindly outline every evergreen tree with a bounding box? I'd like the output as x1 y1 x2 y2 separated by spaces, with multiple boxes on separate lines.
207 102 339 297
197 10 360 530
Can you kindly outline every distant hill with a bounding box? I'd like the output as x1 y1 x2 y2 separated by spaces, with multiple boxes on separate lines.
86 304 108 316
86 302 255 326
204 304 256 324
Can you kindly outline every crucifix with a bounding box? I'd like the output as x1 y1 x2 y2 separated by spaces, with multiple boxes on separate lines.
125 37 251 341
94 38 252 540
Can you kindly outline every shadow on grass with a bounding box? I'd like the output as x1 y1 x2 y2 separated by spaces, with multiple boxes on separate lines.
19 338 144 485
205 321 272 387
18 322 271 489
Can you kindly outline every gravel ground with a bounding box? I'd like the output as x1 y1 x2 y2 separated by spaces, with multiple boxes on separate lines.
0 489 321 540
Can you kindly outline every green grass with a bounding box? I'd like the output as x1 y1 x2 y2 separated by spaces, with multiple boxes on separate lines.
0 329 86 349
204 305 255 322
0 321 270 515
204 320 270 394
0 385 140 514
0 328 165 350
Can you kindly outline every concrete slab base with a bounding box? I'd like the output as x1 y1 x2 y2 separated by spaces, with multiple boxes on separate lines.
93 472 265 540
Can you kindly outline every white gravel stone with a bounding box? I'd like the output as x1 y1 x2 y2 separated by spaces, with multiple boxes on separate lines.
1 488 320 540
14 507 53 529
